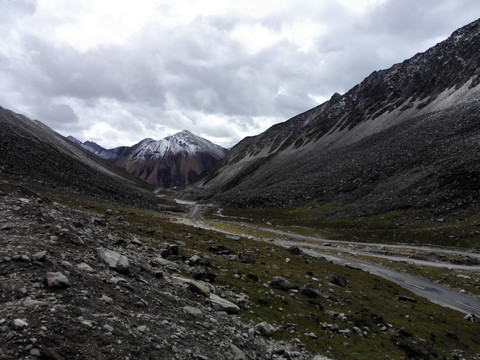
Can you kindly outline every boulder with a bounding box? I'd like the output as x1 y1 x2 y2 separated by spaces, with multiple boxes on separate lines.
208 245 235 255
287 246 303 255
45 272 70 288
12 319 28 330
444 330 459 340
299 284 328 298
32 250 47 261
254 321 276 336
327 273 348 287
77 262 94 272
183 306 203 317
210 294 240 314
151 256 178 270
96 248 129 274
189 254 201 265
270 276 295 291
188 280 211 298
230 344 247 360
238 252 256 264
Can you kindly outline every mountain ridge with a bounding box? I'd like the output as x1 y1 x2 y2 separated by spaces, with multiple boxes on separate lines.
0 106 159 209
187 18 480 220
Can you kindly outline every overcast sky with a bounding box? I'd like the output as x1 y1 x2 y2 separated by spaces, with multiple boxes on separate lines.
1 0 479 148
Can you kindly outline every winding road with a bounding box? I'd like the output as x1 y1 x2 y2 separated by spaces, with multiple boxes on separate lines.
177 202 480 316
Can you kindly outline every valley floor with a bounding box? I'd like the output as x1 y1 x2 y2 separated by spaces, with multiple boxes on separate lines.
175 203 480 316
2 181 480 360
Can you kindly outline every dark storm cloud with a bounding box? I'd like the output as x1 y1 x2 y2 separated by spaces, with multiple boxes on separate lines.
1 0 480 147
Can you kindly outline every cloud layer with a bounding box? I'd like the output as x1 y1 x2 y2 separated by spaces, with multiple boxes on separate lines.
1 0 479 147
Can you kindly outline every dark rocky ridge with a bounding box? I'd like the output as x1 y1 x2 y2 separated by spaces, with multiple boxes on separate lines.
0 181 313 360
0 106 158 210
188 19 480 219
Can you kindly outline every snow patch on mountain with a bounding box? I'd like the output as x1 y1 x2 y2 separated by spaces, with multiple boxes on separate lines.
129 131 226 160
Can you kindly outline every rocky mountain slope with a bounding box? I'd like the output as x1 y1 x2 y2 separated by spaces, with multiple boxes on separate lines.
190 19 480 220
69 131 228 188
0 106 158 210
0 180 316 360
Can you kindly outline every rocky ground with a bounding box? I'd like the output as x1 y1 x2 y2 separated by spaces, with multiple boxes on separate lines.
0 180 319 360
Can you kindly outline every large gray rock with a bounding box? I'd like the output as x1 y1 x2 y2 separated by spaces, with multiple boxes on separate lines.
77 262 94 272
299 284 329 299
172 276 211 297
270 276 295 291
151 256 178 270
188 280 211 297
97 248 129 273
183 306 203 317
238 252 256 264
230 344 247 360
210 294 240 314
327 273 348 287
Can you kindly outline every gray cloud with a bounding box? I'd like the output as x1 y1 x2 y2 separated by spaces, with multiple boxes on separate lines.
0 0 479 148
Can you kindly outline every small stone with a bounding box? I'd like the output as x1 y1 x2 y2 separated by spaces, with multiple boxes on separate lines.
12 319 29 330
137 325 147 333
327 273 349 287
131 236 142 246
189 254 201 265
254 321 276 336
305 332 317 339
238 252 256 264
22 298 48 308
270 276 295 291
210 294 240 314
199 256 212 266
97 248 129 274
230 344 247 360
151 257 178 270
395 295 417 303
108 276 126 285
299 284 328 299
188 280 211 297
45 272 70 288
444 330 459 340
103 324 114 332
30 348 41 357
77 262 93 272
183 306 203 317
287 246 303 255
465 313 477 322
32 251 47 261
101 295 113 304
71 236 85 246
353 327 363 336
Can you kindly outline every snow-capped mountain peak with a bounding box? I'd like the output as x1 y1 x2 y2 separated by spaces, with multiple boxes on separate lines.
130 130 226 160
67 130 228 187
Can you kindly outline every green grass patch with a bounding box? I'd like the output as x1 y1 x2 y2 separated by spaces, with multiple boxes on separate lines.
218 205 480 249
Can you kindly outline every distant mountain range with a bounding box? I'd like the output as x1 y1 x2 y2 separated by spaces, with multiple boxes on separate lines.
67 131 228 188
186 18 480 220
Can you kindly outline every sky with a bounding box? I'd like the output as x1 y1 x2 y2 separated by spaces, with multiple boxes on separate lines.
0 1 479 148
